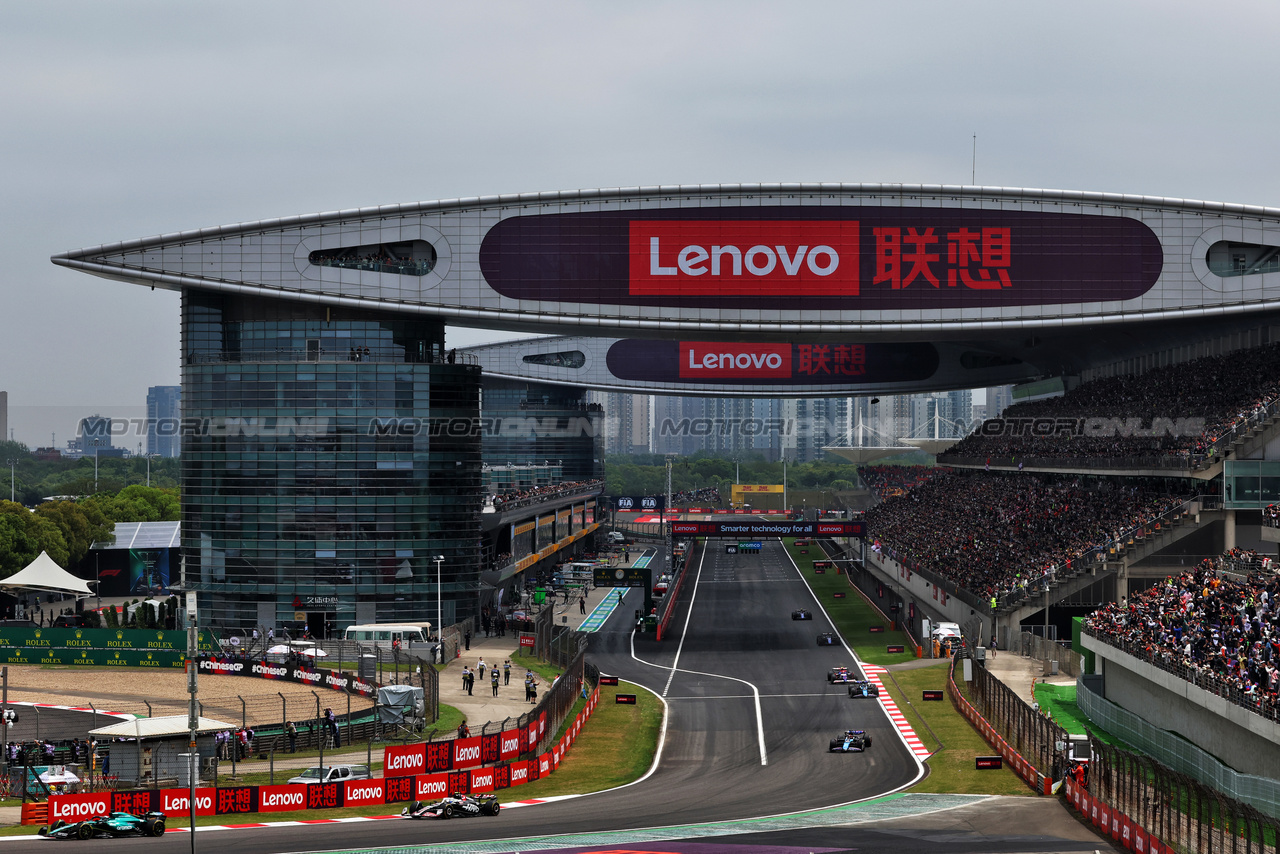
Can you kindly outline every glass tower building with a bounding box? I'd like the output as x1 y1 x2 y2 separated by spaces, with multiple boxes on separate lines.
180 291 483 636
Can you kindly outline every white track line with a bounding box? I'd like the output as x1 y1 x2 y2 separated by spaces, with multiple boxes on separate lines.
631 544 768 766
781 539 928 783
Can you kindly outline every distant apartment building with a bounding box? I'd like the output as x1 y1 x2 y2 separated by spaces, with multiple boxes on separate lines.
147 385 182 458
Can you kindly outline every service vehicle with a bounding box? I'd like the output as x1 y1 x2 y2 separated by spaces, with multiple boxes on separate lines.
286 764 372 785
791 609 813 620
39 811 166 839
817 632 838 646
653 574 671 596
342 624 431 648
827 665 851 683
848 680 880 698
829 729 873 752
401 793 500 819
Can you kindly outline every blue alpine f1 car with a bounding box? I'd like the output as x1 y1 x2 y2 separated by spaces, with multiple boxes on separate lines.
829 730 872 752
848 680 880 698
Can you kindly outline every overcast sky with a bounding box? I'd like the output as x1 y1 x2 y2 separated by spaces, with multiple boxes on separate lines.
2 1 1278 448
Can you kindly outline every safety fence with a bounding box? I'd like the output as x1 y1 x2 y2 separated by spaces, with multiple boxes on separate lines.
948 652 1063 793
1014 632 1084 678
1076 676 1280 819
1067 739 1280 854
40 670 605 825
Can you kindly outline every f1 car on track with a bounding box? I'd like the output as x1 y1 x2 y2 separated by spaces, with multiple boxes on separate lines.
39 812 167 839
827 665 851 683
817 632 838 645
401 793 500 819
848 680 880 698
792 609 813 620
829 730 873 752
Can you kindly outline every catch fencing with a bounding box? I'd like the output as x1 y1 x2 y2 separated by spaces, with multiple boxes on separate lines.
1077 676 1280 820
1086 737 1280 854
955 651 1067 784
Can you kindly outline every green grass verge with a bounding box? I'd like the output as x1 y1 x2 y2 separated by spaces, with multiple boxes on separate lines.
782 539 918 666
875 662 1032 796
0 680 663 835
1032 682 1131 749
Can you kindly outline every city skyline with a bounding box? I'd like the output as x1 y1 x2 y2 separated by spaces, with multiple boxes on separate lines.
4 3 1280 446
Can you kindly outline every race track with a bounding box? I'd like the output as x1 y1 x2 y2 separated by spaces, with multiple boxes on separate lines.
6 539 1115 853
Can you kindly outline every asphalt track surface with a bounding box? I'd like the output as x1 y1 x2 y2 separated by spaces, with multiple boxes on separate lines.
6 539 1115 853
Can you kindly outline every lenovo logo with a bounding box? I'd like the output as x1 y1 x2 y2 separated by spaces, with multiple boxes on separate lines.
347 785 382 801
472 772 493 787
260 792 303 807
52 799 109 818
455 745 480 763
501 735 520 754
418 778 447 796
680 342 790 379
386 753 424 771
629 221 859 296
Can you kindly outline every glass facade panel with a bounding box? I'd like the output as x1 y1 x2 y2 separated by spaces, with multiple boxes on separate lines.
480 380 603 482
180 291 482 634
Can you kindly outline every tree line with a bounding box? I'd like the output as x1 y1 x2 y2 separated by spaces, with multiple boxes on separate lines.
0 485 180 577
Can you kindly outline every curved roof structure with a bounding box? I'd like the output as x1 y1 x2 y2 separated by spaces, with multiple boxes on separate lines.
53 184 1280 389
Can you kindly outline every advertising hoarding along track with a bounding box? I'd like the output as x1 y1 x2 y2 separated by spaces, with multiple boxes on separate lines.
670 521 864 537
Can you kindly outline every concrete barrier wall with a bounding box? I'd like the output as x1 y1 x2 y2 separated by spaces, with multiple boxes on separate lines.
1082 634 1280 778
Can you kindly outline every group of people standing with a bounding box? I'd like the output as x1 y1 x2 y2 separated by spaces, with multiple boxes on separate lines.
460 658 518 697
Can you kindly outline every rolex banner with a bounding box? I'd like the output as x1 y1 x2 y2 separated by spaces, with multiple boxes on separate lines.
0 626 218 653
0 647 187 668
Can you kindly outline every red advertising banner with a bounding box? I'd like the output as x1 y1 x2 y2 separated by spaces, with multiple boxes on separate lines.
383 774 413 804
470 767 496 793
160 788 218 816
509 760 530 787
538 753 551 776
304 783 342 811
629 220 860 297
519 634 535 648
480 733 501 764
526 719 539 751
256 785 305 814
425 740 453 773
383 743 427 778
453 736 483 769
342 778 385 808
49 793 115 822
539 711 547 737
500 729 523 760
414 773 450 801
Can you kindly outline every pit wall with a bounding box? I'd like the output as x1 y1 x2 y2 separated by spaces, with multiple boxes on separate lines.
41 687 599 824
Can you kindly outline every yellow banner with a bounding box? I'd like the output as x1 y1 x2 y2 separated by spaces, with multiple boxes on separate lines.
731 484 784 500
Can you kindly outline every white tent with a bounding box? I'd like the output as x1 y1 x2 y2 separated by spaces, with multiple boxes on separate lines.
0 551 94 595
89 714 238 739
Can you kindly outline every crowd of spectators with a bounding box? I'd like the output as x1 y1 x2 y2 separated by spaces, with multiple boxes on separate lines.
865 471 1189 604
489 479 603 510
308 249 433 277
1085 549 1280 719
671 487 720 505
858 465 950 499
945 343 1280 464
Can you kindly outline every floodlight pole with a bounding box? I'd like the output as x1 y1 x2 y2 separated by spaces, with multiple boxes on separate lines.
433 556 445 654
186 591 198 851
6 458 15 503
